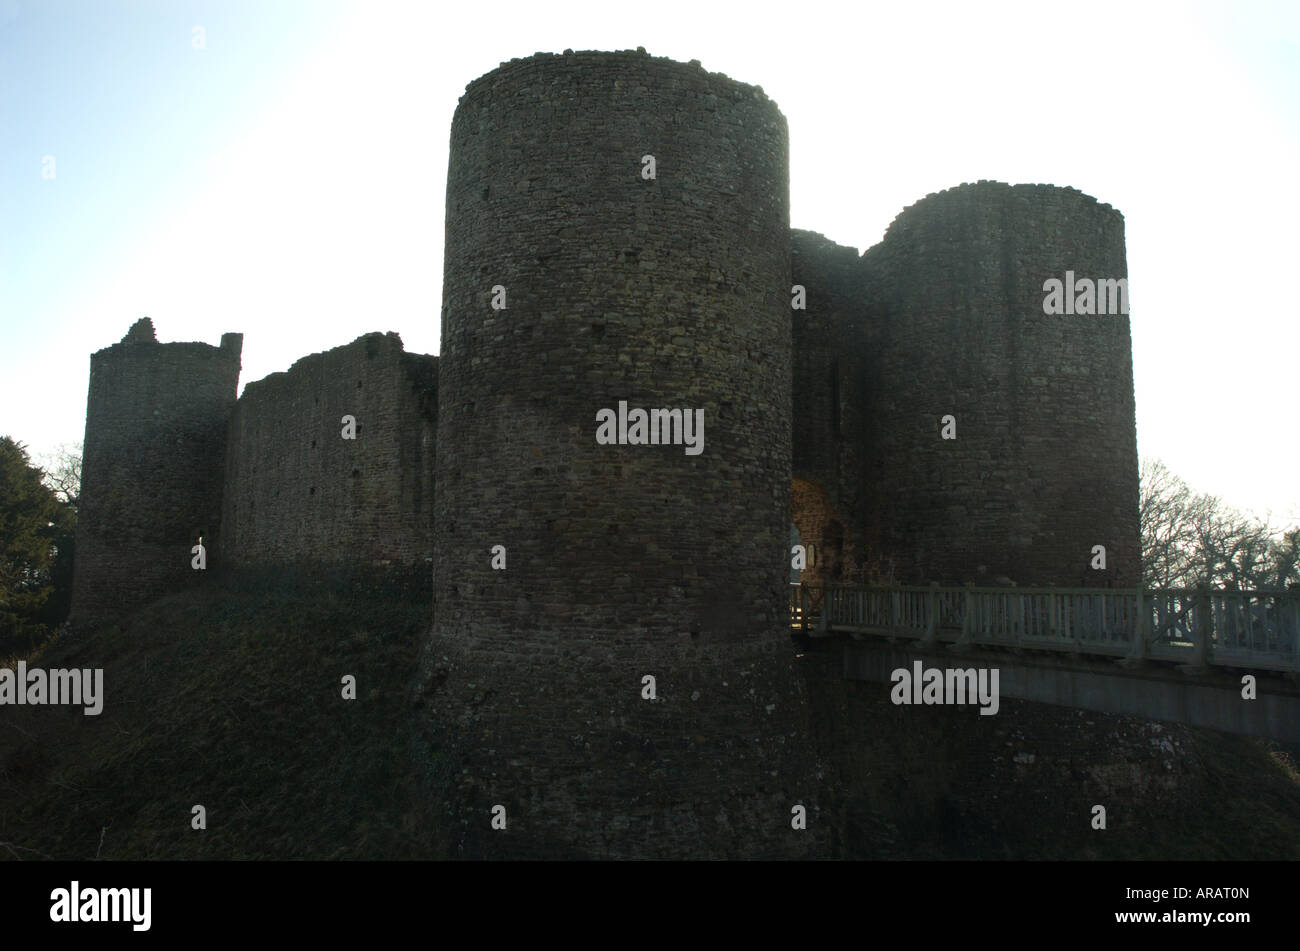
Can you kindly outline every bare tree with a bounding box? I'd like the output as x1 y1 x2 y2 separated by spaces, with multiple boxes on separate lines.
1266 528 1300 589
39 442 81 512
1186 495 1274 590
1140 457 1299 590
1139 458 1200 588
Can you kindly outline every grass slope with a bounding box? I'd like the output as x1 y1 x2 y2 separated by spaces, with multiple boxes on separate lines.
0 567 441 860
2 570 1298 859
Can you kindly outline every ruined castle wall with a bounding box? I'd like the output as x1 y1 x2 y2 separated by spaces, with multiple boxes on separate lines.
421 50 821 859
69 322 242 628
221 333 436 567
791 230 870 584
860 182 1140 586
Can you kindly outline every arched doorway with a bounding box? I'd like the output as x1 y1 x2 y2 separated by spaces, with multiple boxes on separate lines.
791 476 854 587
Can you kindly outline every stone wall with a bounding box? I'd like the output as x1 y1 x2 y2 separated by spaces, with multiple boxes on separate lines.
421 49 822 858
221 332 437 567
415 637 824 858
69 319 242 628
859 181 1141 586
790 230 871 585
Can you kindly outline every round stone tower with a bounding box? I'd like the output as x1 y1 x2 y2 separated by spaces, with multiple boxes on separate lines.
860 182 1140 587
69 318 242 628
421 50 818 858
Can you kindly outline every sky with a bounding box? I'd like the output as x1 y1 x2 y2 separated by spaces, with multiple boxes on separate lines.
1 0 1297 522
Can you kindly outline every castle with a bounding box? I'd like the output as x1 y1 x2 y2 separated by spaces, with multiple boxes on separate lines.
69 50 1140 858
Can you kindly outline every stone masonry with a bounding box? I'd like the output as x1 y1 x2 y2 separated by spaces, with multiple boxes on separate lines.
69 318 242 628
221 332 436 568
69 50 1142 858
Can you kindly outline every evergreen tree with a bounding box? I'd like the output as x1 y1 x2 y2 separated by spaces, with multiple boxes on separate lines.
0 436 66 652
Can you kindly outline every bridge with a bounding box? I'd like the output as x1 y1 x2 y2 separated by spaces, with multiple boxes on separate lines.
790 584 1300 741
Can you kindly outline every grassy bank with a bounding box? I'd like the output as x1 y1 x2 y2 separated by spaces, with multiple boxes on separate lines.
0 565 440 860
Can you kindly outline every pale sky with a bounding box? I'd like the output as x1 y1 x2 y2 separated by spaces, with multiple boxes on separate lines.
2 0 1296 522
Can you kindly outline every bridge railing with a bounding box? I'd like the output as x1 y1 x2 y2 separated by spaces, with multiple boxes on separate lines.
794 583 1300 672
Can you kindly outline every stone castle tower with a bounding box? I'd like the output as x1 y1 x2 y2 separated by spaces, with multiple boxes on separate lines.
425 50 814 859
69 318 242 628
68 50 1141 858
790 183 1139 589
